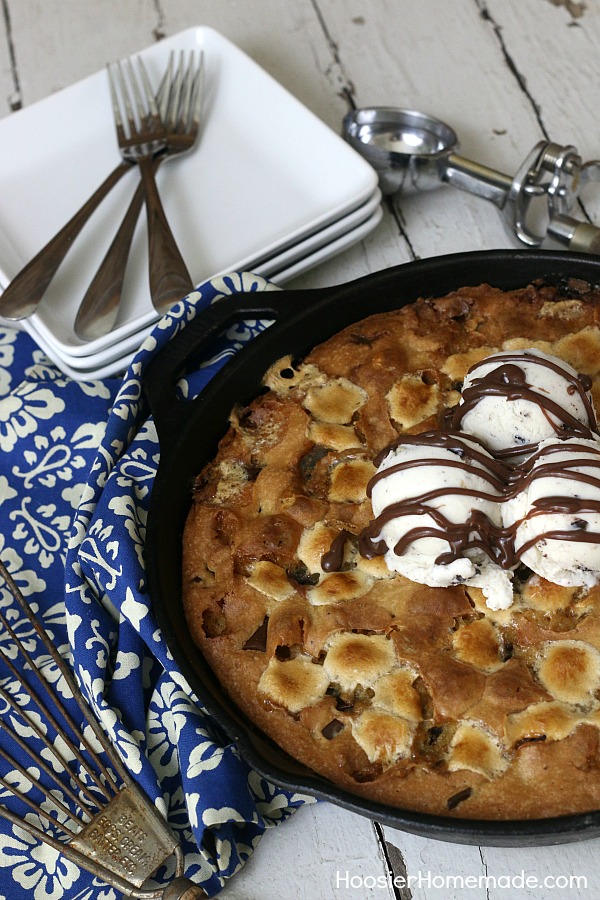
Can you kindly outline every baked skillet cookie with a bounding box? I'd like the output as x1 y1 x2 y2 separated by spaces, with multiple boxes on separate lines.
182 276 600 819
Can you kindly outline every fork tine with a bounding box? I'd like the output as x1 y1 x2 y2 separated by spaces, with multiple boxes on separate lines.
135 55 161 123
174 51 203 136
163 50 186 133
189 51 204 134
156 51 175 121
126 58 147 134
106 63 126 142
178 51 203 136
183 54 202 131
170 51 190 133
114 59 139 139
122 59 140 138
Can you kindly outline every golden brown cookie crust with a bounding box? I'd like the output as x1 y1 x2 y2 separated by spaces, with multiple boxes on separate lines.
182 277 600 819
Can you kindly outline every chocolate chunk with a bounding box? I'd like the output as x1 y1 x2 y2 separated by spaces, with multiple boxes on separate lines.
242 617 269 651
427 725 443 745
287 563 320 586
572 518 588 530
536 274 595 298
514 734 547 750
299 445 328 480
326 685 353 710
447 787 472 810
349 332 378 346
514 563 534 583
335 696 354 712
201 608 227 639
321 719 345 740
431 295 472 320
352 762 384 783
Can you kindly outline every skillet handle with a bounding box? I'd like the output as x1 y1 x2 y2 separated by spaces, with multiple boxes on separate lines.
143 288 308 453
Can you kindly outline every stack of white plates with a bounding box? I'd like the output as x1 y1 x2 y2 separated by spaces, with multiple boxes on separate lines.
0 27 381 380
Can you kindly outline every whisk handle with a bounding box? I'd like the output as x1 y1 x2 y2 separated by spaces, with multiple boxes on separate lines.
161 878 207 899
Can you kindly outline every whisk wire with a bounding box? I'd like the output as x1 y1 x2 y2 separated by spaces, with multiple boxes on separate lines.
0 664 113 803
0 696 112 827
0 554 206 898
0 561 128 785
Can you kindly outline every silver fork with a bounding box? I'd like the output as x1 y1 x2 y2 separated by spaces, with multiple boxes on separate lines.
74 51 203 341
0 57 176 323
107 54 194 314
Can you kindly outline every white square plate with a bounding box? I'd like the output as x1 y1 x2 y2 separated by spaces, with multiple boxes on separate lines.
23 187 382 370
24 205 383 382
0 26 377 357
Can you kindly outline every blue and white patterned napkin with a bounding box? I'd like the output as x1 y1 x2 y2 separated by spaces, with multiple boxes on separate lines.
0 272 314 900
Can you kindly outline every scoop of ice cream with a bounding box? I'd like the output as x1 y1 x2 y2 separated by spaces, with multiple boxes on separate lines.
359 432 514 609
503 436 600 588
453 348 598 463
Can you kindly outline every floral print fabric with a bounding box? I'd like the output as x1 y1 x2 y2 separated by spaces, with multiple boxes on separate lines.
0 273 313 900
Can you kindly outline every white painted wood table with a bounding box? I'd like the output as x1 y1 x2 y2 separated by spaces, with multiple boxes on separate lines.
2 1 600 897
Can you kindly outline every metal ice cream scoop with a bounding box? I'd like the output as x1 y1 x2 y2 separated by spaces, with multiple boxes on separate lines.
343 107 600 254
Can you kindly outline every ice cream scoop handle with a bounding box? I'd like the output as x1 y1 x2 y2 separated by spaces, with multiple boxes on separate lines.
547 214 600 255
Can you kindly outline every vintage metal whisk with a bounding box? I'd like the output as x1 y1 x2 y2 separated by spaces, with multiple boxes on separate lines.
0 557 205 899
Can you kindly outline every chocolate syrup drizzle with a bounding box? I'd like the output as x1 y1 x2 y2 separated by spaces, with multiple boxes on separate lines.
323 353 600 577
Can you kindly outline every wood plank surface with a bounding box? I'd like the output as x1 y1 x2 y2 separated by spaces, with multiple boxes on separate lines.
3 1 600 897
219 803 397 900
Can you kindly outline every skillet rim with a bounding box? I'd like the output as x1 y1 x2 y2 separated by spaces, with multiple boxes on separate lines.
144 249 600 844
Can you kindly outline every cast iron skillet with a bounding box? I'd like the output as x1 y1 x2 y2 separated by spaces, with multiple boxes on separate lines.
144 249 600 846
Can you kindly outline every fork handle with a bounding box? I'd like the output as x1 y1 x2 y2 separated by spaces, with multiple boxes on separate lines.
138 156 194 312
74 176 147 341
0 161 133 320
